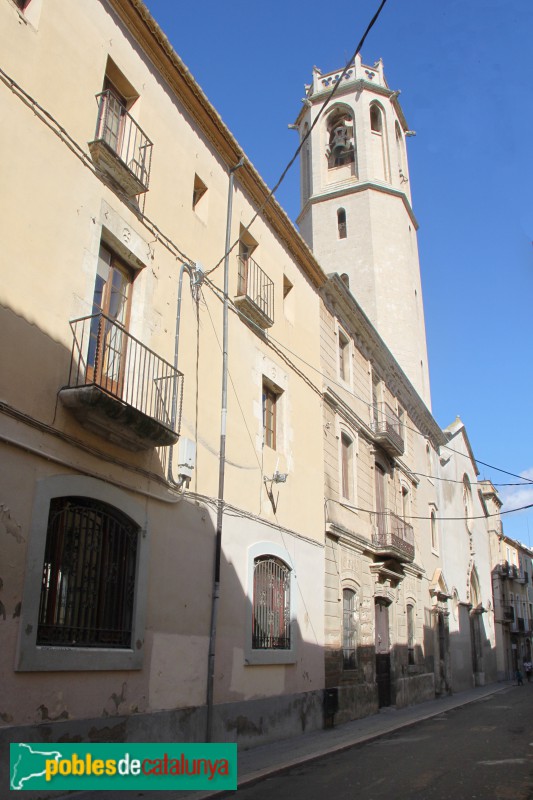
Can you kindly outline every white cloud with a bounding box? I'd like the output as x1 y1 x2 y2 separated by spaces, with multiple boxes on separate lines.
498 467 533 515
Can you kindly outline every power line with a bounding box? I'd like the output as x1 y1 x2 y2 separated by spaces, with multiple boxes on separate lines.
204 278 533 491
205 0 389 278
334 498 533 522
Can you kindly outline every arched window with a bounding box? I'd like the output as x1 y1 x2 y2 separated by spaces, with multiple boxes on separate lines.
343 588 358 669
337 208 347 239
37 497 139 648
341 432 354 500
407 603 415 665
369 102 389 181
431 509 438 551
396 122 406 182
370 104 382 133
253 556 291 650
463 474 473 532
326 108 355 169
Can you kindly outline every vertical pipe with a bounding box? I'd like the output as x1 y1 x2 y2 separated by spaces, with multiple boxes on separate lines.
206 158 244 742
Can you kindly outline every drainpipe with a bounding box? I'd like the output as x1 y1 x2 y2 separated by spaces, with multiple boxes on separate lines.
168 261 200 488
206 157 245 742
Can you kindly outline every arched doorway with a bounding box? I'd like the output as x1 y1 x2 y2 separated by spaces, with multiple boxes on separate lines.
469 568 484 684
375 597 391 707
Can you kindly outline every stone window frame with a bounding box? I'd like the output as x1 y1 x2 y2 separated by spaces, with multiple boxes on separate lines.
16 474 149 672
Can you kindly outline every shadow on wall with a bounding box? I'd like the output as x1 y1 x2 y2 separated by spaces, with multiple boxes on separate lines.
0 302 171 478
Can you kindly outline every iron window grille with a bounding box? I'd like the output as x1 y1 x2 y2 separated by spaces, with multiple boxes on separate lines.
342 589 357 669
37 497 139 648
253 556 291 649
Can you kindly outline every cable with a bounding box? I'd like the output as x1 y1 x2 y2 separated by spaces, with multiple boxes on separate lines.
203 278 533 490
334 497 533 522
6 64 530 500
205 0 389 278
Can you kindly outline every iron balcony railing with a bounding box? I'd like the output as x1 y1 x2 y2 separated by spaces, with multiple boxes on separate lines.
372 509 415 561
66 313 182 434
496 603 514 622
372 401 404 454
93 90 153 191
236 255 274 326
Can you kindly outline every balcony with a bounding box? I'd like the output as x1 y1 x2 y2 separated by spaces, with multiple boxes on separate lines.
234 256 274 330
372 510 414 562
495 604 514 623
59 313 182 451
496 561 510 578
88 90 153 197
371 402 404 457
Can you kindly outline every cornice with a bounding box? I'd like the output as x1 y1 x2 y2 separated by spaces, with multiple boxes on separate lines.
106 0 326 290
297 180 419 230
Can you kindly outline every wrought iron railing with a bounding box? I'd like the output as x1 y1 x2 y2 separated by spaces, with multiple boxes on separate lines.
372 401 404 452
496 603 514 622
66 313 182 434
372 509 414 560
93 90 153 190
236 255 274 325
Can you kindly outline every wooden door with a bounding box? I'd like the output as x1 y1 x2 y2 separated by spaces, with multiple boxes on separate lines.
87 245 132 396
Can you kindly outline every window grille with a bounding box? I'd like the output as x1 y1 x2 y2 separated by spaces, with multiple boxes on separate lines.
37 497 139 648
253 556 291 649
343 589 357 669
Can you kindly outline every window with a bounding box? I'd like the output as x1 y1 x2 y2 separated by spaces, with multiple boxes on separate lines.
88 244 133 395
338 329 349 381
192 174 207 210
262 379 280 450
252 556 291 650
341 432 354 501
370 104 383 133
369 102 389 181
16 474 148 671
89 59 152 196
462 474 473 532
431 509 438 551
374 462 387 537
407 604 415 665
371 373 381 428
342 589 357 669
326 108 355 169
401 485 410 520
38 497 139 649
337 208 347 239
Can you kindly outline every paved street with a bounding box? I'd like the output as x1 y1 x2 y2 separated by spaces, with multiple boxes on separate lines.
219 685 533 800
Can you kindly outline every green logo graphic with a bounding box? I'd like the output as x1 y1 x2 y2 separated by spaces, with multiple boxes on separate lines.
10 743 237 791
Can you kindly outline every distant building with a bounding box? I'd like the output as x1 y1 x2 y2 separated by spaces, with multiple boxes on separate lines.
482 481 533 680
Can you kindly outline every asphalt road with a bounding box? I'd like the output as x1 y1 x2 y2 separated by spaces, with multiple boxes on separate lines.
220 685 533 800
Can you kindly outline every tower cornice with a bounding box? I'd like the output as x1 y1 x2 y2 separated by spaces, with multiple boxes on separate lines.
296 181 419 230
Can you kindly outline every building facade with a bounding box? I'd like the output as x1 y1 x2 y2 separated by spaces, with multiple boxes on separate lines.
0 0 509 767
1 0 328 756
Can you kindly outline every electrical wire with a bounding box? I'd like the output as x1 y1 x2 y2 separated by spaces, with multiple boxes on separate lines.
203 278 533 491
4 62 530 499
204 0 389 278
335 498 533 522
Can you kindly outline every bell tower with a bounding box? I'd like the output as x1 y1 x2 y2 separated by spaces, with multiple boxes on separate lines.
295 55 431 407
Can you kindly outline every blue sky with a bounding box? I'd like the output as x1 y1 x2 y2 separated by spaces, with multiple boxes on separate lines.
144 0 533 543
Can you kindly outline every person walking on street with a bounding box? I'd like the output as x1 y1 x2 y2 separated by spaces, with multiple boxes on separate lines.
523 660 532 683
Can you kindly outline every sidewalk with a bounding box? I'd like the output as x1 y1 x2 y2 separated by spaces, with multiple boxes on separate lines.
61 682 512 800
